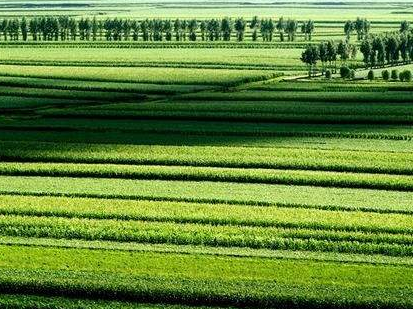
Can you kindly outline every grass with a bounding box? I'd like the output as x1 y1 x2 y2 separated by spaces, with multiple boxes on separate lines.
0 245 412 308
0 294 201 309
0 142 411 175
0 76 215 94
0 162 412 191
0 12 412 307
0 47 306 71
0 65 279 86
0 195 412 234
0 176 412 214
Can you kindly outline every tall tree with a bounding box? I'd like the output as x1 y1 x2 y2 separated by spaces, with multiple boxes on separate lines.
234 18 246 42
301 44 320 77
188 19 198 41
221 17 233 41
400 20 410 33
285 19 298 41
250 16 260 42
344 20 354 41
20 17 28 41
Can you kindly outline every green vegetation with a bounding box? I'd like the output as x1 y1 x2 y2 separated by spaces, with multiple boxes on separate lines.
0 1 413 308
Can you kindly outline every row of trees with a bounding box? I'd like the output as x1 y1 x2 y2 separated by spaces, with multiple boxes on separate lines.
360 32 413 68
0 16 314 42
344 18 371 41
301 40 358 76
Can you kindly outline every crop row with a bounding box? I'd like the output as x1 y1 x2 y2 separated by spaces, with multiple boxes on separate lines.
0 65 279 86
0 142 410 175
0 294 178 309
179 90 413 103
3 235 413 267
0 162 412 191
39 109 413 125
1 246 412 308
2 118 412 142
1 129 410 153
0 96 93 110
0 47 303 67
250 81 413 92
0 195 412 235
0 215 413 256
0 59 292 71
93 100 413 116
0 76 215 95
0 41 308 49
0 86 146 103
0 176 412 214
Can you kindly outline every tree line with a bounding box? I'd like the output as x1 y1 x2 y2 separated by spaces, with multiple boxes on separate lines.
0 16 315 42
301 40 358 76
360 29 413 69
302 20 413 77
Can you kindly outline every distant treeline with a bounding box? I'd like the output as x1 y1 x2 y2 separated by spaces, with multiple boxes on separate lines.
0 16 315 42
301 21 413 76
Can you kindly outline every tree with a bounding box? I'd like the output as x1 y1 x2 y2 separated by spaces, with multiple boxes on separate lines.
318 42 328 75
163 20 172 41
234 18 246 42
221 17 233 41
92 17 99 41
276 17 285 42
340 65 351 78
344 20 354 41
285 19 298 41
131 20 140 41
337 40 350 64
173 19 181 41
354 17 369 41
69 18 77 40
400 34 409 64
360 38 372 68
386 35 400 65
20 17 28 41
301 20 314 41
326 40 338 73
301 44 319 77
382 70 390 81
200 20 206 41
391 69 399 80
28 18 39 41
250 16 260 41
188 19 198 41
400 20 410 33
367 70 375 81
372 36 385 67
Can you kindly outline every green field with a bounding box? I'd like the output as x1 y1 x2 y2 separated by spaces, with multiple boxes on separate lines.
0 1 413 308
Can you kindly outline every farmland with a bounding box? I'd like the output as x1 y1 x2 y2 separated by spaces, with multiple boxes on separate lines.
0 0 413 308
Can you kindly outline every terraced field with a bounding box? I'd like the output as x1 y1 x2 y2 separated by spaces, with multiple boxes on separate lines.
1 0 413 307
0 58 412 307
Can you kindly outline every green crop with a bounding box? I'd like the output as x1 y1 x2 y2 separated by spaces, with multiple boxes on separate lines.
0 162 412 191
0 195 412 234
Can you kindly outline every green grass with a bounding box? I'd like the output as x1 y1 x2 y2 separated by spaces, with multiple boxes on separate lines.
0 294 202 309
0 65 279 86
0 195 412 234
1 214 413 256
0 176 412 214
1 118 412 141
0 47 306 71
0 142 411 174
0 245 412 308
0 162 412 191
0 76 215 94
0 20 412 308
